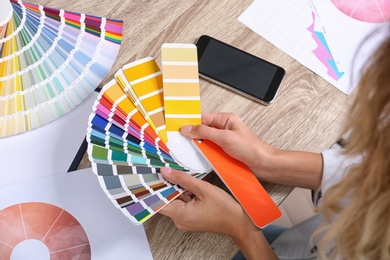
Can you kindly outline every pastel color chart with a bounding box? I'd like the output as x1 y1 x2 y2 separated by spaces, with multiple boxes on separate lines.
161 43 210 172
0 0 123 137
86 55 210 224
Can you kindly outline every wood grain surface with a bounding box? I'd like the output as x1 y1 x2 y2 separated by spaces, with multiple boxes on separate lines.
32 0 356 259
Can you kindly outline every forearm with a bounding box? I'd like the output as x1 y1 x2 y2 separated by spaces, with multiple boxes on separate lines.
252 149 323 190
233 226 278 260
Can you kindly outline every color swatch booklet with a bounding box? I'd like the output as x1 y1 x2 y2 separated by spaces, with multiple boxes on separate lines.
87 44 212 225
87 43 281 228
0 0 123 137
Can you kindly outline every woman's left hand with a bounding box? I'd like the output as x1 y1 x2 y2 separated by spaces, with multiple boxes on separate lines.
159 168 256 237
159 167 278 260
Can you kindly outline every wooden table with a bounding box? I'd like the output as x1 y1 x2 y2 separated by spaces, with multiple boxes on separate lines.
34 0 355 259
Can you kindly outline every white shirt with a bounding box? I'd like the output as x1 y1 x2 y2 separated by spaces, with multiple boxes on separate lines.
271 149 362 259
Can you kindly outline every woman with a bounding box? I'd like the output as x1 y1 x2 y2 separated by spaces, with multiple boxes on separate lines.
159 31 390 259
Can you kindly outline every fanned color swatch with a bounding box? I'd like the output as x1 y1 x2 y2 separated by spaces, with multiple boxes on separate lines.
87 47 211 224
0 0 123 137
161 43 209 172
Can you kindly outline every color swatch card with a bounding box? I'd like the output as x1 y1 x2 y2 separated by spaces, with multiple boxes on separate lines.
0 0 123 137
161 43 209 172
192 139 281 228
87 44 211 225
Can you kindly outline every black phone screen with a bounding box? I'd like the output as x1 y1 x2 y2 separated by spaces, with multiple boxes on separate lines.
196 35 285 104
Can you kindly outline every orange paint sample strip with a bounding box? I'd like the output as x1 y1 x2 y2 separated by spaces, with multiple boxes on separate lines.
192 139 282 228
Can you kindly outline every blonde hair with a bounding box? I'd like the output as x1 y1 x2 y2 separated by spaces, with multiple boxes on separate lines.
318 28 390 259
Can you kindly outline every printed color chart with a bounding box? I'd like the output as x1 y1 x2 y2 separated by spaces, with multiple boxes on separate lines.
0 0 123 137
87 45 210 224
0 168 153 259
0 202 91 259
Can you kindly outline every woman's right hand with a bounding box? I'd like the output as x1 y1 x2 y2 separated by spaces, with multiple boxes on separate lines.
181 112 278 180
181 112 323 190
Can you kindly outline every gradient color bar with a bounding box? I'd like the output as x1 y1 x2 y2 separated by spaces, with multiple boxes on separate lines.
160 43 210 173
161 43 201 132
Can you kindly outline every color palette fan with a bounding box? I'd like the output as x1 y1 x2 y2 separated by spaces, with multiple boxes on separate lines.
0 0 123 137
87 44 212 224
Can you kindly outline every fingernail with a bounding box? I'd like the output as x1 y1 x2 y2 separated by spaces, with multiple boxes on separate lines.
181 125 192 134
161 167 172 176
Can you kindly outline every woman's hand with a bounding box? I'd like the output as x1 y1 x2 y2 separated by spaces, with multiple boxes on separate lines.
181 112 278 180
181 112 323 190
159 168 277 260
159 167 250 236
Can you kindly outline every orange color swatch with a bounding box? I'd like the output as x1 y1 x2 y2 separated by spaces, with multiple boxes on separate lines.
192 139 282 228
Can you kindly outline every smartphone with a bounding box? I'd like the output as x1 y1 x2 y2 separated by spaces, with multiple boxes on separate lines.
196 35 285 105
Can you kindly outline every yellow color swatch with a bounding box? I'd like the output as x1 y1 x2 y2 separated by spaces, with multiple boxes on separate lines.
103 81 125 103
161 44 201 132
116 57 168 143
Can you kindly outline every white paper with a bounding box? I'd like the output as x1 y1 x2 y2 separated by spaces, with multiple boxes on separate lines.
0 91 98 187
0 168 153 259
167 132 212 173
310 0 387 76
238 0 388 94
0 0 12 26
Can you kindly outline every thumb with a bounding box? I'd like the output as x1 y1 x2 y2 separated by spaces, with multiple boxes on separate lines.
160 168 205 198
159 199 186 218
180 124 227 146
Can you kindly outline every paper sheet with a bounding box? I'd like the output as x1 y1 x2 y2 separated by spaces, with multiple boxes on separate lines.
0 168 152 259
0 91 98 187
238 0 388 94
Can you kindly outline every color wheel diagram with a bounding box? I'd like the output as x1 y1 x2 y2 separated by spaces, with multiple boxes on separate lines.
331 0 390 23
0 202 91 260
